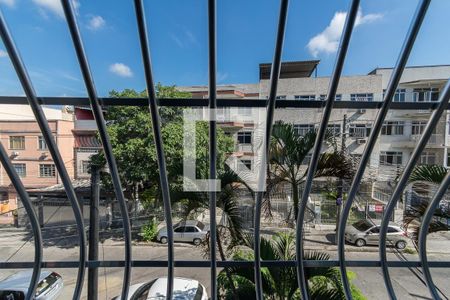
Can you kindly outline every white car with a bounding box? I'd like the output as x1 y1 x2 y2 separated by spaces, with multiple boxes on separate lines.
113 277 208 300
0 270 63 300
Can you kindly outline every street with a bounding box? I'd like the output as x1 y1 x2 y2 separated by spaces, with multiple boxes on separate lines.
1 228 450 299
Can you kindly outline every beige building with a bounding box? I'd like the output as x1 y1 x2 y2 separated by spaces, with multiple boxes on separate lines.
0 105 75 223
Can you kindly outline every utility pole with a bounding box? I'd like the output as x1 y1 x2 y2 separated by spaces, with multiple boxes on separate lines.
88 164 100 300
335 114 347 238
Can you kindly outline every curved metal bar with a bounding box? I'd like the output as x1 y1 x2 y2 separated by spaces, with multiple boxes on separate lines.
207 0 218 298
133 1 175 298
60 1 132 299
0 143 43 300
253 1 289 299
337 1 431 299
380 78 450 300
419 167 450 300
0 8 87 300
294 1 359 299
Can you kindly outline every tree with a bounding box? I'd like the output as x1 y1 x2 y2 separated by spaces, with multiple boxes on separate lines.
217 232 365 299
268 121 354 221
404 164 450 248
93 86 234 206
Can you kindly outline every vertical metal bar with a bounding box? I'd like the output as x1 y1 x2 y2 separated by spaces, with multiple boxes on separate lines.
337 0 431 299
133 1 175 298
254 1 289 299
0 142 42 300
60 1 132 299
88 165 100 300
418 159 450 299
295 1 360 299
0 8 86 300
380 78 450 300
207 0 218 298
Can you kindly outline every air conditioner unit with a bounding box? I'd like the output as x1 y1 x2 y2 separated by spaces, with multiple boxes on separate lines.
11 151 19 157
356 138 366 145
41 152 49 157
357 109 366 114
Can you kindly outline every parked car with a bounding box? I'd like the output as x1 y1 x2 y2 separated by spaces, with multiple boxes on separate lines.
0 270 63 300
112 277 208 300
345 219 408 249
157 220 209 245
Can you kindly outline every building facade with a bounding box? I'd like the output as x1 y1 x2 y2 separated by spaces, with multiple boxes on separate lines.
0 105 75 223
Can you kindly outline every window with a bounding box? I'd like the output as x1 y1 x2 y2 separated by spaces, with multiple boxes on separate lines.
39 164 56 177
370 227 380 234
350 93 373 102
319 94 342 101
237 132 252 144
413 88 439 102
239 159 252 171
174 226 185 233
349 124 371 138
294 95 315 101
13 163 26 177
184 227 198 233
9 136 25 150
276 95 286 100
411 121 427 135
326 124 341 136
394 89 406 102
379 151 403 166
238 107 252 116
293 124 315 136
38 136 48 150
387 226 400 233
381 121 404 135
419 152 436 165
81 161 90 174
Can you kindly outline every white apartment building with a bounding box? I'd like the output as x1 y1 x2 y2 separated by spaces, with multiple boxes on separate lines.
179 61 450 207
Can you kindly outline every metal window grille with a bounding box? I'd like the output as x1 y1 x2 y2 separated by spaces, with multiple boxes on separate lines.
0 0 449 299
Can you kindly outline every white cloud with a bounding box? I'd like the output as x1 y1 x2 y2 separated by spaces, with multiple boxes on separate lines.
0 49 7 58
109 63 133 78
307 8 383 57
0 0 16 8
217 72 229 83
88 15 106 31
32 0 79 18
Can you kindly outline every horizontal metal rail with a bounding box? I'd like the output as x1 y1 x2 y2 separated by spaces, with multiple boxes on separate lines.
2 260 450 269
1 96 449 109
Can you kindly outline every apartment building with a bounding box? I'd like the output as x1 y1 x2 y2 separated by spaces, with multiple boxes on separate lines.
179 61 450 207
0 105 75 223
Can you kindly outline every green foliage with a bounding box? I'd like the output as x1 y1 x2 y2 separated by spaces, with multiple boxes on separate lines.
140 218 158 241
409 164 447 185
218 232 365 300
93 86 234 203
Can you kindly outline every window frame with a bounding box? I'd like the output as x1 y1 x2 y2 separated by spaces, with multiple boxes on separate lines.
9 136 25 150
39 164 56 178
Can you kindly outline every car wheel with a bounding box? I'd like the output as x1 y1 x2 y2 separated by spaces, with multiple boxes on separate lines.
160 237 168 244
193 238 202 246
396 240 406 250
355 238 366 247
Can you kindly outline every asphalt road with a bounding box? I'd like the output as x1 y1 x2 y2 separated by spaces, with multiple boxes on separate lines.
1 230 450 299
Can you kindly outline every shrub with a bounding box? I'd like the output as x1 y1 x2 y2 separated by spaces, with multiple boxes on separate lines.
140 218 158 241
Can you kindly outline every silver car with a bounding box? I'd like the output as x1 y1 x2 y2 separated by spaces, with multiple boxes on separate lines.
112 277 208 300
0 270 63 300
157 220 208 245
345 219 408 249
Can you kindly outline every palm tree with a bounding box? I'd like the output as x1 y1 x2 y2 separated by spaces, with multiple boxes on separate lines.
268 121 354 221
217 232 365 299
404 164 450 248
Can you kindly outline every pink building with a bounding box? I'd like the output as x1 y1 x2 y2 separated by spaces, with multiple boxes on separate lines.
0 105 75 224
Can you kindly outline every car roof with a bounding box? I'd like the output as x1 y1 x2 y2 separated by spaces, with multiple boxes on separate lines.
0 270 52 291
146 277 199 299
359 219 402 228
176 220 200 227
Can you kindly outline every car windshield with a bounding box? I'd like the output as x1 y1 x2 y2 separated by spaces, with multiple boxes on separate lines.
352 220 373 232
36 273 59 296
196 222 204 231
0 290 25 300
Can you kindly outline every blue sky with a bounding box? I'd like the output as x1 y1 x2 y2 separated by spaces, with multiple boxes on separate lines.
0 0 449 97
